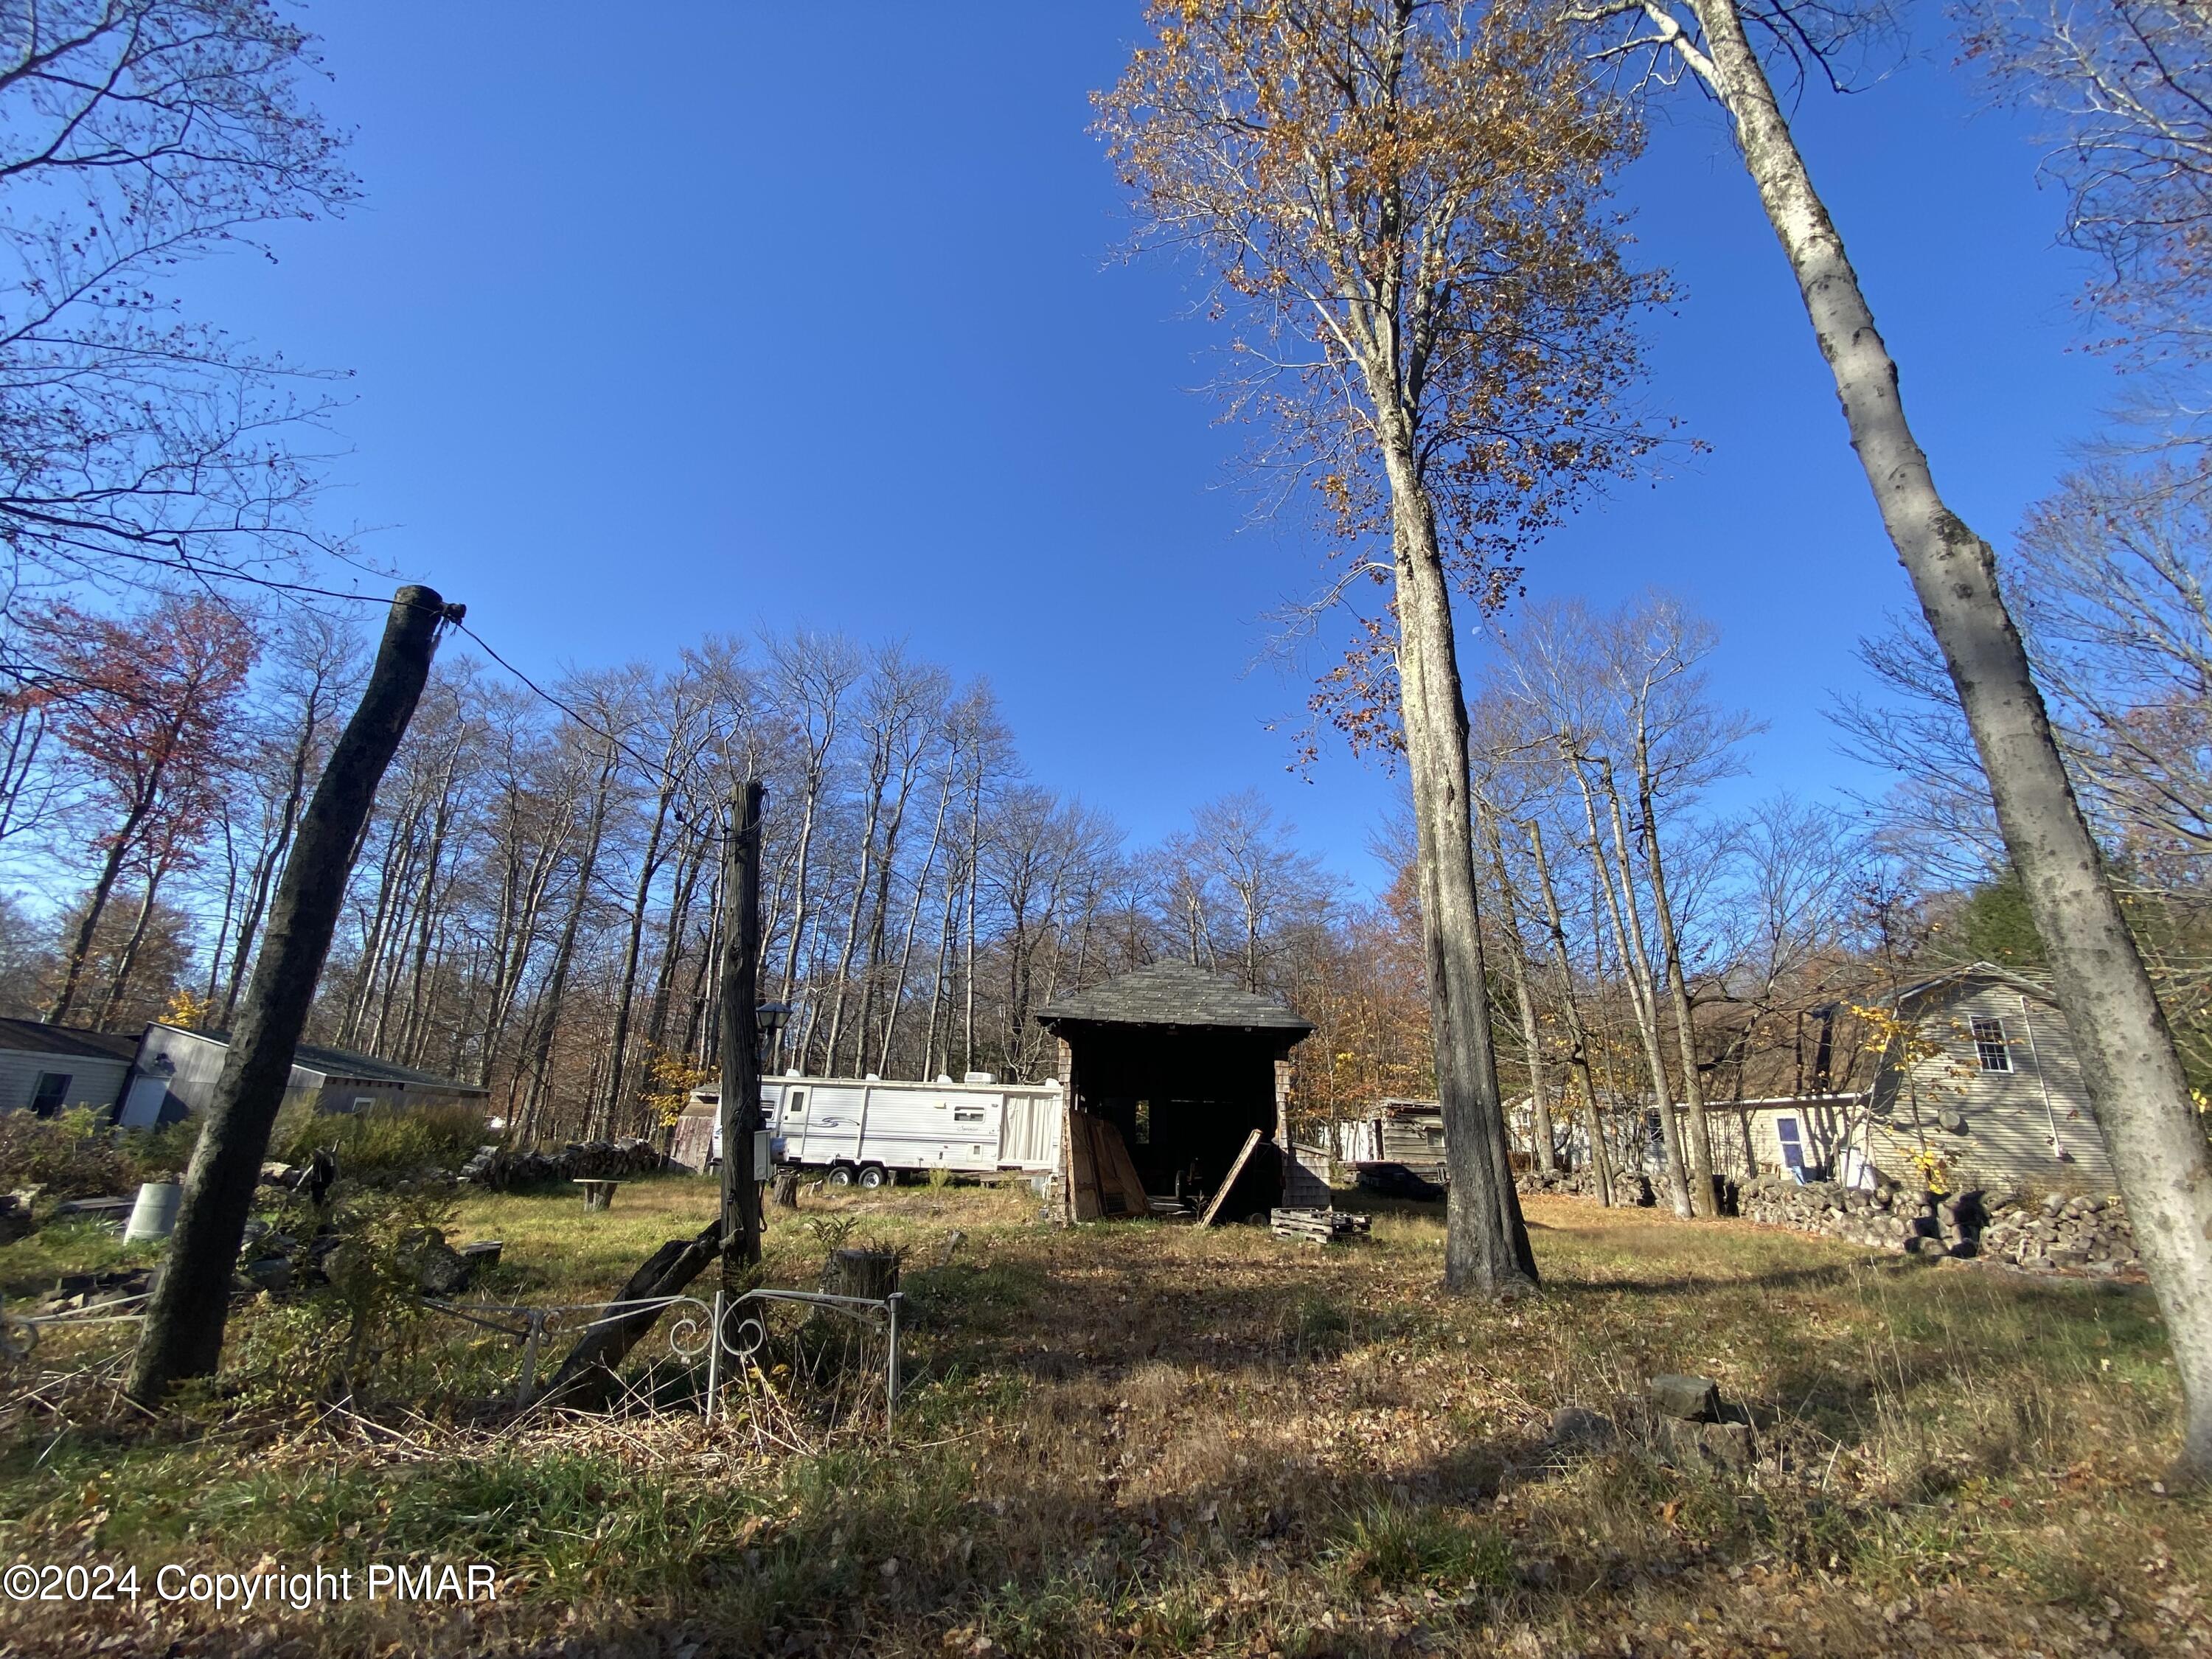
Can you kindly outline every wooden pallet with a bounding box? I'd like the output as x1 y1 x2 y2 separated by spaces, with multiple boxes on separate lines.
1270 1208 1372 1245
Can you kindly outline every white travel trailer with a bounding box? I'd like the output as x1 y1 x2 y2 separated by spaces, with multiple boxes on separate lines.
698 1073 1064 1188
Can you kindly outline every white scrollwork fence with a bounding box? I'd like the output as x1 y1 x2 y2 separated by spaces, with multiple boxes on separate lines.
422 1285 905 1431
1 1282 904 1436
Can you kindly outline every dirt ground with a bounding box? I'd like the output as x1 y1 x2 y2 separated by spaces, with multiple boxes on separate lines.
0 1177 2205 1657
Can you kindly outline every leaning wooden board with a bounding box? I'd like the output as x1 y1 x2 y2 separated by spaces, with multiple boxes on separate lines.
1197 1129 1266 1228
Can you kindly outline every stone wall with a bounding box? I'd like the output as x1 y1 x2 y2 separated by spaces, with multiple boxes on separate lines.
1516 1167 1656 1206
1738 1172 2140 1276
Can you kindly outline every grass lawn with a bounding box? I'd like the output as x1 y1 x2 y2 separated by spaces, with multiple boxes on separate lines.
0 1178 2205 1657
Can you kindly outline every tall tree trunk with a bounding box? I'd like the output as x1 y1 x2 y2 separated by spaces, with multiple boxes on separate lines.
1378 422 1536 1295
1679 0 2212 1476
924 851 961 1079
775 765 826 1013
1526 821 1613 1205
1573 758 1691 1215
820 764 887 1075
397 750 465 1061
479 794 571 1090
880 768 952 1077
1621 741 1717 1214
962 767 981 1077
605 773 679 1124
98 855 173 1028
520 748 619 1138
48 781 156 1025
128 587 451 1401
225 689 325 1022
202 811 240 1007
1479 807 1555 1175
856 751 922 1071
644 829 708 1053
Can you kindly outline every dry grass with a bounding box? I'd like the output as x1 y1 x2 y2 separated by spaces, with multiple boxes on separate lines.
0 1178 2206 1657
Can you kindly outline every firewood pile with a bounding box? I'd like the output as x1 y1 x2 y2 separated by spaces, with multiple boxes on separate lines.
460 1138 668 1190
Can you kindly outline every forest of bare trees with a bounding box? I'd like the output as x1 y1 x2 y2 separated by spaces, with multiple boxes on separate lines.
0 574 2104 1218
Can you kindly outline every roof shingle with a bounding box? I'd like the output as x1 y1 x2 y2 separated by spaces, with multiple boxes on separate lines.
0 1018 141 1062
1034 960 1315 1034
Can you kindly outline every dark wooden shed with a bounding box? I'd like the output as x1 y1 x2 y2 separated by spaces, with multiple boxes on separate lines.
1034 960 1316 1222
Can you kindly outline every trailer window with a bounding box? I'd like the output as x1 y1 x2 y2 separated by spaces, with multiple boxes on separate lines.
785 1091 806 1116
953 1105 984 1124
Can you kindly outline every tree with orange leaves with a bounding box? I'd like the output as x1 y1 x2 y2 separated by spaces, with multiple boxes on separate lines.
1098 0 1665 1294
34 597 257 1026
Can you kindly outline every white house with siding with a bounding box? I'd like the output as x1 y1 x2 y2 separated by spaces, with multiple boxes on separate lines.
1742 964 2110 1194
0 1018 140 1119
1860 961 2112 1193
117 1023 489 1129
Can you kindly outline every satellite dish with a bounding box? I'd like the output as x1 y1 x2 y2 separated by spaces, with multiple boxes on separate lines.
1936 1107 1969 1135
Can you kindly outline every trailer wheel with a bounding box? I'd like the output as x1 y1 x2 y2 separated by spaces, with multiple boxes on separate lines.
825 1165 855 1187
857 1164 890 1190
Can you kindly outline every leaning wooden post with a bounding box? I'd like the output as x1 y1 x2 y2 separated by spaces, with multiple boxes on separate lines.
718 781 767 1290
128 586 453 1402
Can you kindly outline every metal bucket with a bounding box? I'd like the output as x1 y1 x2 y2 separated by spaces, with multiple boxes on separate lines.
123 1181 181 1242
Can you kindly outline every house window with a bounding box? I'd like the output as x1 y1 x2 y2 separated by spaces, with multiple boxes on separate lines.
1971 1018 2011 1072
1133 1099 1151 1145
1775 1116 1805 1170
29 1073 69 1118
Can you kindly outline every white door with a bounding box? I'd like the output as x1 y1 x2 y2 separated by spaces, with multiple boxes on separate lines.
118 1076 171 1130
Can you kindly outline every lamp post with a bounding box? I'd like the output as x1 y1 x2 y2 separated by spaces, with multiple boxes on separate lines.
756 1001 792 1082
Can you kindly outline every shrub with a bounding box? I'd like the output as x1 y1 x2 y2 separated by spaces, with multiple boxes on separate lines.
119 1119 200 1186
0 1107 128 1199
272 1101 489 1183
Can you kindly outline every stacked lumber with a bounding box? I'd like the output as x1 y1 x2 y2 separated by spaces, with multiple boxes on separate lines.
1270 1208 1371 1245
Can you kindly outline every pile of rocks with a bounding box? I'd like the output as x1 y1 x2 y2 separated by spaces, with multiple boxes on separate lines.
460 1137 667 1190
1540 1371 1758 1472
1740 1174 1979 1257
1973 1189 2138 1276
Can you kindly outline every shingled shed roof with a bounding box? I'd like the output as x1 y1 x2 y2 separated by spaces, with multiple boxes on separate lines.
1034 959 1315 1034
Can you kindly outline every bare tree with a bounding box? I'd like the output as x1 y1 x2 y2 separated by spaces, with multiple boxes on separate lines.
0 1 355 617
1961 0 2212 375
1563 0 2212 1478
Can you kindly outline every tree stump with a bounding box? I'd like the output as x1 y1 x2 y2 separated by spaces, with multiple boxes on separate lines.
797 1245 900 1389
823 1246 900 1300
772 1169 800 1211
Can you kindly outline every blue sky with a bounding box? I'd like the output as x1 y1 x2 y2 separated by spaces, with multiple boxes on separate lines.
176 4 2117 895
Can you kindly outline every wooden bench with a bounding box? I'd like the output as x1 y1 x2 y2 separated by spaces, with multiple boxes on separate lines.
572 1180 621 1211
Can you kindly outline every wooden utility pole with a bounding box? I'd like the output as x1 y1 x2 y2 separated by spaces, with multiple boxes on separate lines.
719 780 766 1288
128 586 453 1402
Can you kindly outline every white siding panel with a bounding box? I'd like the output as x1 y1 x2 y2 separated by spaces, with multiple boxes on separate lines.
0 1051 129 1116
1873 980 2117 1194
